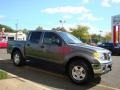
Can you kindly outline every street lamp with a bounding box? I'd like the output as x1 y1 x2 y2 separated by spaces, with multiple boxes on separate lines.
99 30 103 41
59 20 66 28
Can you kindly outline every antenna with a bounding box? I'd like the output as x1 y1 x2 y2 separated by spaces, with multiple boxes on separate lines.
15 19 18 31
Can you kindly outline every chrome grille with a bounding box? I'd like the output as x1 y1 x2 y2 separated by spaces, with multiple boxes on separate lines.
104 53 110 60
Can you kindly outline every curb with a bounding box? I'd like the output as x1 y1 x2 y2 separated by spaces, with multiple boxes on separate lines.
6 72 52 90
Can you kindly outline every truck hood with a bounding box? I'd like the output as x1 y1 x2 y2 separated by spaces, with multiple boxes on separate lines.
69 43 110 53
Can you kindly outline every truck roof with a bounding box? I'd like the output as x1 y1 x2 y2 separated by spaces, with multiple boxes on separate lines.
30 30 64 33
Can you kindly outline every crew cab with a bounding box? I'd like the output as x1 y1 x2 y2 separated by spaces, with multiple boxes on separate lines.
7 30 112 84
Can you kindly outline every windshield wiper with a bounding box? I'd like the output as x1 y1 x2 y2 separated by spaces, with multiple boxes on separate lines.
69 42 82 44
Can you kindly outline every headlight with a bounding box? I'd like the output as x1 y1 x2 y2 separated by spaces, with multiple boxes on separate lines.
93 52 104 60
93 52 100 60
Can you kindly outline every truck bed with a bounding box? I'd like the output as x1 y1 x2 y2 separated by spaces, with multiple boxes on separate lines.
7 40 26 54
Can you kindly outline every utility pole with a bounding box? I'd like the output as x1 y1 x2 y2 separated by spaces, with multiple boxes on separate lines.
15 19 19 40
15 19 19 31
99 30 103 41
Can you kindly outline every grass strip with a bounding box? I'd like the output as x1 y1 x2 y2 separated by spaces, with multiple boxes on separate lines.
0 69 8 80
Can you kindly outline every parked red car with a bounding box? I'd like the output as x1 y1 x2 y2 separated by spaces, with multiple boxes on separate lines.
0 39 8 48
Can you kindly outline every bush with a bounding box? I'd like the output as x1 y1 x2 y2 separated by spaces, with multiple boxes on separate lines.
0 69 7 80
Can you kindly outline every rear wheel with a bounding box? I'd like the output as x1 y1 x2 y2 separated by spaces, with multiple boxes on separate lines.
12 50 24 66
69 60 93 84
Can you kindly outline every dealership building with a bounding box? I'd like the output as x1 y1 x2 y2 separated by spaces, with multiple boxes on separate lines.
0 31 27 41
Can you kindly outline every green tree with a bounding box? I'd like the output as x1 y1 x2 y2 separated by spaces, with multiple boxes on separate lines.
52 27 67 32
91 34 101 43
104 32 111 42
70 25 90 43
36 26 43 31
0 24 15 32
22 28 29 35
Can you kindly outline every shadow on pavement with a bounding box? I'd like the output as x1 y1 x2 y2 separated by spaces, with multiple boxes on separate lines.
0 59 101 90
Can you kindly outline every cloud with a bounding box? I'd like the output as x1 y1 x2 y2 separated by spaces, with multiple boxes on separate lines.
101 0 111 7
62 15 72 20
41 6 90 14
79 13 103 21
112 0 120 3
101 0 120 7
82 0 92 4
41 6 102 22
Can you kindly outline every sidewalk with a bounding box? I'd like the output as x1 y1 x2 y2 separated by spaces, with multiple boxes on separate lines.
0 73 51 90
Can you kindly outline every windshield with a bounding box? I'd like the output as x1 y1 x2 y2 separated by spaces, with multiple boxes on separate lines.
58 32 82 44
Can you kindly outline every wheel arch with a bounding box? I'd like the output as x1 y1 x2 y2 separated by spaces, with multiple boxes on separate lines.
65 56 94 75
11 48 22 59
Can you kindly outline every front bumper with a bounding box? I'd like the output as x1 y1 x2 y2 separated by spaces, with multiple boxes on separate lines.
92 61 112 75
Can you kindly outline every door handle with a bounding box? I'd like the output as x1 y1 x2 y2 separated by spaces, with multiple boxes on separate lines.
41 45 44 48
27 44 30 46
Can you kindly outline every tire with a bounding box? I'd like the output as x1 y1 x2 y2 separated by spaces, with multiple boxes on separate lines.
68 60 93 84
12 50 24 66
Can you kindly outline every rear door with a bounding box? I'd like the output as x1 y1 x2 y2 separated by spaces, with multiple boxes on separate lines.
25 31 43 59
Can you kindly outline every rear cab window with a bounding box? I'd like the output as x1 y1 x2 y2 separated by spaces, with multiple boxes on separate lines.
29 32 42 44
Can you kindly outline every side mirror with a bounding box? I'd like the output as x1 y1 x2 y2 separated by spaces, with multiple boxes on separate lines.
52 39 62 46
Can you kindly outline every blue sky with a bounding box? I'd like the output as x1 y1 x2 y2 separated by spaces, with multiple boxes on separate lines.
0 0 120 35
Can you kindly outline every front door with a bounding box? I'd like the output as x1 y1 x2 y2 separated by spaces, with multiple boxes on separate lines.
41 32 64 64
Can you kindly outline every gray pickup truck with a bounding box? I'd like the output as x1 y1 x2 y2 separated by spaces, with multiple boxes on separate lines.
7 30 112 84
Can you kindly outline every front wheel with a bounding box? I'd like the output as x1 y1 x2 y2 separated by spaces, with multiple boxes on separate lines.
69 61 93 84
12 51 24 66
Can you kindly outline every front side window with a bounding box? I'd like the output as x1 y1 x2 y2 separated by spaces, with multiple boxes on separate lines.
43 32 62 46
29 32 42 44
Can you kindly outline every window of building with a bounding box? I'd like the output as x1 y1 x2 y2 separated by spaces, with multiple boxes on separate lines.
8 37 14 41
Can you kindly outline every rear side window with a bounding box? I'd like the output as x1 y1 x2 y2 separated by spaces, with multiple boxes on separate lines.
29 32 42 44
